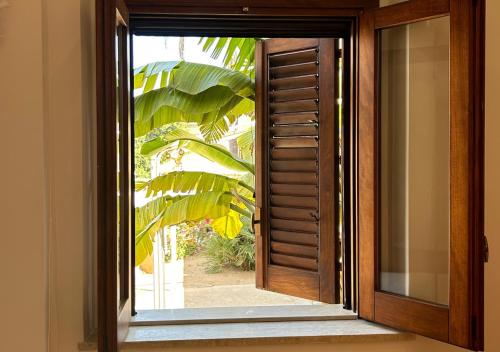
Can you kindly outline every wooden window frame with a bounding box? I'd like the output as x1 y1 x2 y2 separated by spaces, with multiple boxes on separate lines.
358 0 485 350
95 0 484 351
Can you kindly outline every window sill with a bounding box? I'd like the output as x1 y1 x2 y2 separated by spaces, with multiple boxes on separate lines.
79 318 413 350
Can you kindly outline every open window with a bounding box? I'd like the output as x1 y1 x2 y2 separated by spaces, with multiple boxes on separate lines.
358 0 485 350
95 1 484 351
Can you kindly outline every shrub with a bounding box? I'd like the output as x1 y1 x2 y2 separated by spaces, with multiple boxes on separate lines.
164 221 211 261
203 224 255 273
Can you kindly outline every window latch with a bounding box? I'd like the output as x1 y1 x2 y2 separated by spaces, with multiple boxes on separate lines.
484 235 489 263
251 213 260 235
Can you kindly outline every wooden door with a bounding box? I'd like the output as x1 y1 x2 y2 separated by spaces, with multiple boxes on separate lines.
255 38 341 304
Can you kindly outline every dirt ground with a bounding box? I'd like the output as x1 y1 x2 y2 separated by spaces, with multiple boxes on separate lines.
183 253 255 288
135 252 318 309
182 253 317 308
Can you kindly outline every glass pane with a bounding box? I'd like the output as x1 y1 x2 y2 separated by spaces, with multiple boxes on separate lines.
379 16 450 306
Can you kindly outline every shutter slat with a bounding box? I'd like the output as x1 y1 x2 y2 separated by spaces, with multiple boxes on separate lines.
271 241 318 259
271 195 318 209
270 184 318 197
271 253 318 271
270 87 318 102
271 218 318 233
271 125 318 137
271 148 318 160
270 75 318 91
270 62 318 79
271 172 317 184
270 99 318 114
271 230 318 246
271 207 317 221
271 112 319 125
271 160 317 172
269 49 318 67
271 137 318 148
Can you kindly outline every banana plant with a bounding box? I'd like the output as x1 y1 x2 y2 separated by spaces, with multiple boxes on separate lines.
135 128 255 266
134 39 259 266
198 37 260 76
134 61 255 141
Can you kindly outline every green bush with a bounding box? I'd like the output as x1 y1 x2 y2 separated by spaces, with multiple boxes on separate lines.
164 221 212 261
203 224 255 273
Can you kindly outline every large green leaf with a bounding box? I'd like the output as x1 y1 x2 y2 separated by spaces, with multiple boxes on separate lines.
135 191 234 265
135 196 173 265
141 129 255 174
134 61 255 139
134 61 254 98
134 61 181 91
136 171 254 197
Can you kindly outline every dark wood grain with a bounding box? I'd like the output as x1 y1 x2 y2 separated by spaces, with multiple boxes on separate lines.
126 0 377 16
357 9 376 321
471 1 485 350
270 184 318 197
270 76 318 91
258 38 339 303
357 1 485 349
449 0 471 346
271 148 317 160
318 38 337 304
270 62 318 79
374 292 449 342
449 0 484 349
271 160 317 172
271 125 318 138
271 242 318 259
270 172 317 185
271 253 318 271
267 265 319 300
97 0 133 350
270 195 317 209
374 0 449 29
266 39 319 55
271 231 318 246
255 40 265 289
270 88 318 103
269 49 318 67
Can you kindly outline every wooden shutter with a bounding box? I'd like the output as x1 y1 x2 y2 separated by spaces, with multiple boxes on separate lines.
97 0 133 351
358 0 484 350
255 38 340 304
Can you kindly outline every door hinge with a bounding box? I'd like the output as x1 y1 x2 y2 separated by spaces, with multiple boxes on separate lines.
484 235 489 263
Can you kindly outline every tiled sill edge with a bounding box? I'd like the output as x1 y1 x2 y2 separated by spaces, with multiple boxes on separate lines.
78 319 414 350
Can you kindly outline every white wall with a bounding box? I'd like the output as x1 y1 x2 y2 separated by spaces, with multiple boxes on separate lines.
0 0 499 351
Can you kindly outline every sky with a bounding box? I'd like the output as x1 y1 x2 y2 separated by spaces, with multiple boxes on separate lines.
133 36 225 68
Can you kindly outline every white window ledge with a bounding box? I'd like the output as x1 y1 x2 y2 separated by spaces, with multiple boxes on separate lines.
79 319 413 350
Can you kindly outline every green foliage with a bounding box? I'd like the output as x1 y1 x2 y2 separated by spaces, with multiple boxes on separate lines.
135 192 235 265
198 38 259 75
203 224 255 273
136 171 254 197
134 136 151 179
134 37 258 267
141 128 255 173
134 61 255 141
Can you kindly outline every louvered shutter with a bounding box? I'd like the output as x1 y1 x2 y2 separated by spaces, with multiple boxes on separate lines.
255 38 339 303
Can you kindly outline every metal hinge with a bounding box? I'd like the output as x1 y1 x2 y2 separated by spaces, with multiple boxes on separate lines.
484 235 489 263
